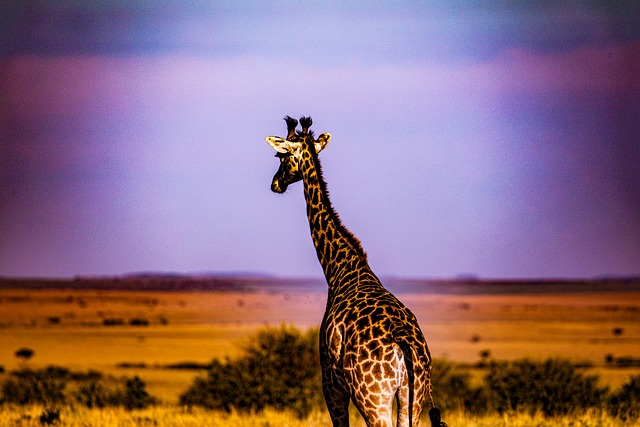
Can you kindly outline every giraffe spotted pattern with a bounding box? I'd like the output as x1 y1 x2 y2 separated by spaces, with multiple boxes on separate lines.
266 116 446 427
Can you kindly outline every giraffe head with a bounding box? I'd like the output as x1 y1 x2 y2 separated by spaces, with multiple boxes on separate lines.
265 115 331 193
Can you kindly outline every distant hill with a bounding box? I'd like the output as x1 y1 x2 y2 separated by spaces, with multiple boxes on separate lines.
383 277 640 295
1 275 639 295
0 274 288 293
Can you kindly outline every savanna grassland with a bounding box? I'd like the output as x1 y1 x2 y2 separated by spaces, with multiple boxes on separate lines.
1 276 639 426
0 405 632 427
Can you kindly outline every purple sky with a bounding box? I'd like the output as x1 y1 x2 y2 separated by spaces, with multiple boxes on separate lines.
1 2 639 279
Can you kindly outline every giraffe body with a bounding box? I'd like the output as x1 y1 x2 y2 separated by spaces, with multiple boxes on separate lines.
321 276 432 426
266 116 444 427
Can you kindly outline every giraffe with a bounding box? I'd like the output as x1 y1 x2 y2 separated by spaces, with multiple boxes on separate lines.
265 116 446 427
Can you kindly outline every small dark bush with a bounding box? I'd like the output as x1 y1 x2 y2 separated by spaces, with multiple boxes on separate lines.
164 362 210 370
612 356 640 368
429 359 490 415
70 369 102 382
102 318 125 326
76 375 156 410
15 348 35 361
431 360 472 413
122 376 156 410
38 366 71 380
76 380 110 409
180 325 322 417
484 358 607 416
608 375 640 421
129 318 149 326
116 362 147 369
39 408 60 425
1 369 66 406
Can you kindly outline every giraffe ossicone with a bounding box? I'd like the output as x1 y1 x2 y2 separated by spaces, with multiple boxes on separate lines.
266 133 331 155
265 116 446 427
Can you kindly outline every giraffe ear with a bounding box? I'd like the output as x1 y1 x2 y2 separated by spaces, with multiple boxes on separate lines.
266 136 299 154
314 133 331 153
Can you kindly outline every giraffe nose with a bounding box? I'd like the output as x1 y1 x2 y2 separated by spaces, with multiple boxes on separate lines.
271 179 288 193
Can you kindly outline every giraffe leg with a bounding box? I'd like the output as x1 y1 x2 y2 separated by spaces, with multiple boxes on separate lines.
396 379 426 427
322 370 351 427
395 378 411 427
354 389 394 427
347 356 399 427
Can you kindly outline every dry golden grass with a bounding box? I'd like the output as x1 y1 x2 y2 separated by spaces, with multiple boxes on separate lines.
444 408 625 427
0 405 339 427
0 405 627 427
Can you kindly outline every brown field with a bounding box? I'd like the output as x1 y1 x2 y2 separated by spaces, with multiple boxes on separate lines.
1 280 639 404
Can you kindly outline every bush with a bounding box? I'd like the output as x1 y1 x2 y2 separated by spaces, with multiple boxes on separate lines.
179 359 241 412
484 358 607 416
430 359 488 414
1 369 66 406
76 380 110 409
608 375 640 421
15 348 35 361
0 366 156 410
129 318 149 326
121 376 156 410
75 375 156 410
180 325 322 417
39 408 60 425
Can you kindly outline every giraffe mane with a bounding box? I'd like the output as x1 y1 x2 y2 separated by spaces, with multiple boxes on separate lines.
298 130 315 138
304 136 367 260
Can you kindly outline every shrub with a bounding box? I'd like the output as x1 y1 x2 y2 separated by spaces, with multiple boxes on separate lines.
102 318 125 326
39 408 60 425
15 348 35 361
179 359 239 412
608 375 640 421
129 318 149 326
0 366 157 410
76 375 156 410
1 369 66 406
164 362 210 370
70 369 102 382
430 359 474 413
37 366 71 380
121 376 156 410
180 325 322 417
484 358 607 416
75 380 110 409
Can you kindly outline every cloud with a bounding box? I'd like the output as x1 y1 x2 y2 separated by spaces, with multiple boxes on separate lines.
3 1 639 64
2 38 638 181
1 36 639 277
493 42 640 95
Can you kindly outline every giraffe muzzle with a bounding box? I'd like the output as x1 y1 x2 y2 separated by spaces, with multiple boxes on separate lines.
271 178 288 193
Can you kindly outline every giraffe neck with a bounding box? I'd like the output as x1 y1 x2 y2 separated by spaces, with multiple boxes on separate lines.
299 140 370 289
